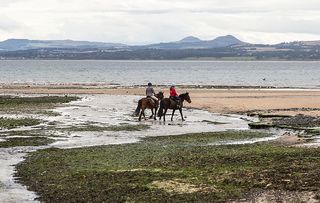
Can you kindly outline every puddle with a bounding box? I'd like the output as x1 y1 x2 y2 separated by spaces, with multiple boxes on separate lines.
0 146 43 202
50 95 257 148
208 136 279 146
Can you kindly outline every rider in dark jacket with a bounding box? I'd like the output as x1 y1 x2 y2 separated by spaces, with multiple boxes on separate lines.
146 82 157 103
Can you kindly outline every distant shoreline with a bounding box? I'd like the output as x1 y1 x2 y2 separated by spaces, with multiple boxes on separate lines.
1 83 319 90
2 58 320 61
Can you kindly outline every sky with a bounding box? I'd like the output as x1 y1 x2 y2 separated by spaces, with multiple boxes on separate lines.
1 0 320 45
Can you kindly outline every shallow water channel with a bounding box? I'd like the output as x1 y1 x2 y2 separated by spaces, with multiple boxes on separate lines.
0 95 281 202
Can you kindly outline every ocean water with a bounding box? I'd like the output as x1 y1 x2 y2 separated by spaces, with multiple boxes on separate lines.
0 60 320 88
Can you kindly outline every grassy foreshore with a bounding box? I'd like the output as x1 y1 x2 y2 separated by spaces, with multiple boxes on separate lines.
0 117 41 129
0 95 79 114
16 131 320 202
0 95 79 148
0 137 54 148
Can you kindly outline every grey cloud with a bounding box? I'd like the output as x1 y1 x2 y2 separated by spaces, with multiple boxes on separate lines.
247 18 320 35
1 0 320 44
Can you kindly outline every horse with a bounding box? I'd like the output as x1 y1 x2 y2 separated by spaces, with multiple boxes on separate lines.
157 92 191 122
134 92 164 121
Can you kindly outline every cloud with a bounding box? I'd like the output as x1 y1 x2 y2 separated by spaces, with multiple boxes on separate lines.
1 0 320 44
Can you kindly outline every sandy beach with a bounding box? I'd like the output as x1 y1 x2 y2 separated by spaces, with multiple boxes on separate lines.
2 85 320 116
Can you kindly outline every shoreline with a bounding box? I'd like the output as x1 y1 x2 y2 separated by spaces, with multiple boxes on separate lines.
1 83 320 89
2 85 320 116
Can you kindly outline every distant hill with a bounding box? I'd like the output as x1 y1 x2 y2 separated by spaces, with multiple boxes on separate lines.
0 35 247 51
0 39 127 51
144 35 247 49
178 36 202 43
1 35 320 60
208 35 245 47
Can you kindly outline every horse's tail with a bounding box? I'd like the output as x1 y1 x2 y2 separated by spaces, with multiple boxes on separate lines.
134 99 142 116
157 100 164 117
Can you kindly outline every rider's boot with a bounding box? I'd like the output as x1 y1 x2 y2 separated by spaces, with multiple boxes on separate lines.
176 100 181 108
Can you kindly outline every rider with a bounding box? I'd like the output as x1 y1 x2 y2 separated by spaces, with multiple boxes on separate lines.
146 82 157 103
169 84 181 108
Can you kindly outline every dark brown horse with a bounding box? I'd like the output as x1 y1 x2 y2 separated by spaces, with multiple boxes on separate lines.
157 93 191 121
134 92 164 121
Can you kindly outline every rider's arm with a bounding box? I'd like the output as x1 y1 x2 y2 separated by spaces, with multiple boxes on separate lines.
172 88 178 96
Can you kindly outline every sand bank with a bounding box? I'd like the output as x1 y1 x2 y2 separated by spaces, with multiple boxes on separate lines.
2 86 320 116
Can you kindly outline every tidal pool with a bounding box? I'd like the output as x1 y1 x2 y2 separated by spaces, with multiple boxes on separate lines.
50 95 257 148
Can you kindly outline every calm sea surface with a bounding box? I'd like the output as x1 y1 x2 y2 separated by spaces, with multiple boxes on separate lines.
0 60 319 88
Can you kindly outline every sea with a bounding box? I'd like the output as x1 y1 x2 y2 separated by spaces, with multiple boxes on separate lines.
0 60 319 88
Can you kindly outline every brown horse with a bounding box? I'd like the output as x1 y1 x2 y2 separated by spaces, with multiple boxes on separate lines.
157 93 191 121
134 92 164 121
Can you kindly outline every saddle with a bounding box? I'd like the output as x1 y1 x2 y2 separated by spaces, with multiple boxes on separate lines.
170 98 181 108
147 97 157 105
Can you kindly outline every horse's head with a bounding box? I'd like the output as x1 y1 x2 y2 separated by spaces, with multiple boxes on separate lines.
179 92 192 103
156 91 164 100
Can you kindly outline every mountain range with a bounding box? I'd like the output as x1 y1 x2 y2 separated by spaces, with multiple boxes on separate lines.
0 39 127 51
0 35 245 51
0 35 320 60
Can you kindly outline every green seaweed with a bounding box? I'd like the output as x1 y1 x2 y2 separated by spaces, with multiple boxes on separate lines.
60 124 150 132
248 122 275 129
0 95 79 113
15 131 320 202
0 117 41 129
0 137 54 148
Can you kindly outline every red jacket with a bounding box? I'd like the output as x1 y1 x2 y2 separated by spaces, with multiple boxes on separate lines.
170 87 178 97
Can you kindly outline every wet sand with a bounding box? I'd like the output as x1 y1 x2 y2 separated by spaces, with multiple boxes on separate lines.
2 86 320 116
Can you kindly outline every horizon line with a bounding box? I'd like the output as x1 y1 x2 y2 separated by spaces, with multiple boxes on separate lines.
0 34 319 46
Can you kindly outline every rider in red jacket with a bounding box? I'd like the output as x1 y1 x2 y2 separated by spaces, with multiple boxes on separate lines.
170 86 178 97
170 85 181 107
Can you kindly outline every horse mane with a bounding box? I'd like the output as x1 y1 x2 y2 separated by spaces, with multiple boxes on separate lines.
179 92 188 98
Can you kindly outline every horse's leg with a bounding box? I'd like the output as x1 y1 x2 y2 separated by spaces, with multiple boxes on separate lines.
171 109 176 121
163 108 168 122
140 107 148 121
139 107 144 121
154 107 157 120
150 108 154 119
179 108 185 121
